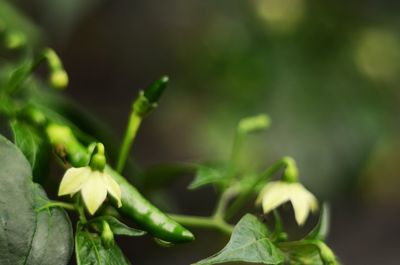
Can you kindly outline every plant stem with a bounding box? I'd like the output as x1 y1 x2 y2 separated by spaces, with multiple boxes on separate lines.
36 201 75 212
226 130 244 179
225 159 286 220
6 48 64 94
76 195 88 224
277 239 320 250
116 112 142 173
168 214 234 236
213 187 238 220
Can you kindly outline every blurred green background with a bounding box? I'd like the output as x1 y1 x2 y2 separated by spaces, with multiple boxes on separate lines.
5 0 400 264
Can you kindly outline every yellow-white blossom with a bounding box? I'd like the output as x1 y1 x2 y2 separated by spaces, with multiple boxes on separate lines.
58 166 122 215
257 181 318 226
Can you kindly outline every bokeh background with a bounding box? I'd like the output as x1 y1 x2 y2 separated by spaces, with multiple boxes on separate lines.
5 0 400 264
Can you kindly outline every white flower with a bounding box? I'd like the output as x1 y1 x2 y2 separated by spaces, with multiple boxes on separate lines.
58 166 122 215
257 181 318 226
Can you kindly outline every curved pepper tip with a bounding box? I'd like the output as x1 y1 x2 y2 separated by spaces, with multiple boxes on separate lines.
181 230 195 241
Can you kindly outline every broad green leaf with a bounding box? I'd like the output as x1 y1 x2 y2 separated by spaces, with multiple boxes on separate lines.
306 203 330 241
26 184 74 265
188 165 229 190
89 216 146 237
0 134 73 265
194 214 284 265
75 228 131 265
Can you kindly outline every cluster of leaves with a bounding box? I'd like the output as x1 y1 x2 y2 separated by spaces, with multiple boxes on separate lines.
0 2 148 264
0 1 339 265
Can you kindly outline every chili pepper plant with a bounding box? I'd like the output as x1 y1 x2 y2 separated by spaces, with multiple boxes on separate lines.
0 3 339 265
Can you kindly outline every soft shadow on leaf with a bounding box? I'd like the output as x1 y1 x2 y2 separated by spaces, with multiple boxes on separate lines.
194 214 284 265
0 134 73 265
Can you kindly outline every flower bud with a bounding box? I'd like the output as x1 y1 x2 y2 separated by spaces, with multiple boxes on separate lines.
5 31 26 50
101 220 114 249
43 48 68 89
238 114 270 134
89 143 106 171
50 69 68 90
23 107 47 126
282 156 298 182
132 76 169 117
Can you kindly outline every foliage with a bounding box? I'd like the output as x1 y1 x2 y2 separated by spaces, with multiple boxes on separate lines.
0 1 339 264
194 214 284 265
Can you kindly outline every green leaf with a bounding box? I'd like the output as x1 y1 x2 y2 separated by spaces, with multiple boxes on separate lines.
89 216 146 237
281 240 339 265
306 203 330 241
0 134 73 265
285 244 324 265
75 227 131 265
10 120 51 183
194 214 284 265
188 165 229 190
10 120 42 167
5 58 33 93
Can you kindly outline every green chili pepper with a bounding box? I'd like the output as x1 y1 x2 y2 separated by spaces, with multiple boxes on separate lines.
105 166 194 243
143 75 168 104
46 124 195 243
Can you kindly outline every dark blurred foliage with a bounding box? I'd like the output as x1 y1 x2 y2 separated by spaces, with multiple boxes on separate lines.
5 0 400 264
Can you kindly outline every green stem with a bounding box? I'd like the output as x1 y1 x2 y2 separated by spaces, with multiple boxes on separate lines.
116 112 142 173
213 187 238 220
76 195 88 224
277 240 313 248
225 159 286 220
6 48 62 94
226 130 244 178
36 201 75 212
168 214 234 236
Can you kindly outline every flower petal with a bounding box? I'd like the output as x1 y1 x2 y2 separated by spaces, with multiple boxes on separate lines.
260 181 292 214
81 171 107 215
290 183 318 226
58 167 90 196
103 173 122 208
